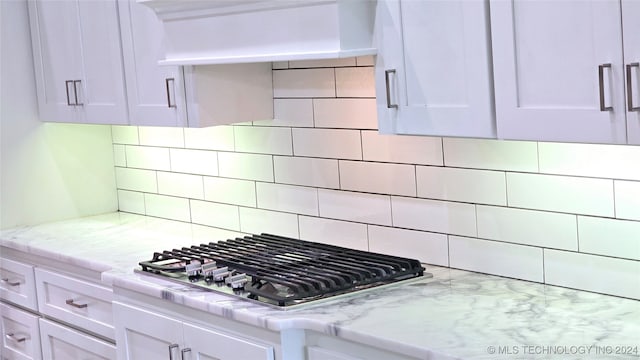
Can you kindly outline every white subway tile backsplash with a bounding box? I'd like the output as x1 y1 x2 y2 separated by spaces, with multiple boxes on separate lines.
190 200 240 231
339 161 416 197
544 249 640 300
184 126 234 151
111 125 138 145
218 152 274 182
256 183 318 216
234 126 293 156
139 127 184 148
361 131 443 165
299 216 368 250
117 190 145 215
125 146 170 171
292 128 362 160
169 148 218 176
272 61 289 70
615 180 640 221
273 156 339 189
356 56 375 66
313 98 377 129
273 68 336 98
318 189 391 226
506 173 614 217
578 216 640 260
335 67 375 98
203 177 256 207
368 225 449 266
289 58 356 69
476 206 578 250
539 142 640 181
238 207 299 238
144 193 191 222
417 167 506 206
254 99 313 128
449 236 544 282
443 138 538 172
157 172 204 199
115 167 157 193
391 197 476 237
113 144 126 167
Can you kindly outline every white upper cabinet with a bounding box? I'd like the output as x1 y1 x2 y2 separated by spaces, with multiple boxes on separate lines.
375 0 495 138
491 0 627 144
28 0 128 125
623 0 640 145
118 0 187 127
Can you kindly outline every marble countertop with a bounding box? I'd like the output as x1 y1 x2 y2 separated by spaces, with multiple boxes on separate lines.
2 212 639 360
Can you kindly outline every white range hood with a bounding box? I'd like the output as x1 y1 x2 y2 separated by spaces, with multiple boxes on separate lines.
139 0 377 65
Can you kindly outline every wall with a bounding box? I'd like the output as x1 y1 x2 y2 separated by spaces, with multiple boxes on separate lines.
0 0 118 229
111 58 640 300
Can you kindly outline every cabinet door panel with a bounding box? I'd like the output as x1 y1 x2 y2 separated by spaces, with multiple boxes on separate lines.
183 322 274 360
0 259 37 311
491 0 626 143
623 0 640 144
0 303 41 360
39 319 115 360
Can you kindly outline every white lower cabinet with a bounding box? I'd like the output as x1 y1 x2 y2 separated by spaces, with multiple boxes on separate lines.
0 303 41 360
39 319 115 360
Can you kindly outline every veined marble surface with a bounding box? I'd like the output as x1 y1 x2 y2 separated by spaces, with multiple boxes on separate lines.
2 212 639 359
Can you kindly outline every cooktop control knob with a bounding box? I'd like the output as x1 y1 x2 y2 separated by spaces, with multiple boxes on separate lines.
201 262 217 283
211 266 230 282
186 261 202 282
225 273 248 289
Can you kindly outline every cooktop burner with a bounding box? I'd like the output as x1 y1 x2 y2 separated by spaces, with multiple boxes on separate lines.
137 233 430 309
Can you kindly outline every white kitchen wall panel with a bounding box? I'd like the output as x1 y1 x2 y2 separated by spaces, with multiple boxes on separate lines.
476 206 578 251
139 126 185 148
577 216 640 261
157 172 204 200
273 156 340 189
217 153 274 182
184 126 235 151
203 177 257 208
367 225 449 267
614 180 640 221
256 183 319 216
318 190 392 226
273 68 336 98
544 250 640 299
335 67 376 98
144 194 191 223
391 197 477 237
361 131 443 165
449 236 544 283
292 128 362 160
117 190 145 215
169 148 218 176
339 161 416 197
375 0 495 137
416 167 507 206
491 0 626 144
538 142 640 181
125 146 170 171
190 200 240 231
313 99 378 130
298 216 368 251
113 144 126 167
442 138 538 172
234 126 293 156
112 125 139 145
623 0 640 145
506 173 615 217
238 208 299 239
115 167 158 193
256 99 314 128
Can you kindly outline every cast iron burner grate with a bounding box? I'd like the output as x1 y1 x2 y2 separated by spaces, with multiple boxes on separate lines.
139 233 426 307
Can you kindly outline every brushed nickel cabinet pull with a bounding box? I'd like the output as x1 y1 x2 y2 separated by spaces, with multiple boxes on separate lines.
65 298 88 308
168 344 179 360
1 278 21 286
181 348 191 360
165 78 176 108
627 62 640 112
5 333 28 343
598 63 613 111
385 69 398 109
73 80 83 106
65 80 74 106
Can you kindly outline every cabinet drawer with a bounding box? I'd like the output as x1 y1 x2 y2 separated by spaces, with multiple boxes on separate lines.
39 318 116 360
0 258 37 311
34 268 113 340
0 303 42 360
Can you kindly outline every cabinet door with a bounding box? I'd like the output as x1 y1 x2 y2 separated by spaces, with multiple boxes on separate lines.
491 0 626 144
183 322 274 360
118 0 187 127
375 0 494 138
0 303 41 360
113 302 183 360
39 319 115 360
0 259 37 311
623 0 640 144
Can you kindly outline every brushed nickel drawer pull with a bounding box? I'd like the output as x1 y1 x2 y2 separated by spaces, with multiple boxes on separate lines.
65 80 74 106
627 62 640 112
181 348 191 360
169 344 179 360
65 298 88 308
165 78 176 108
1 278 21 286
73 80 83 106
598 63 613 111
5 333 28 343
385 69 398 109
